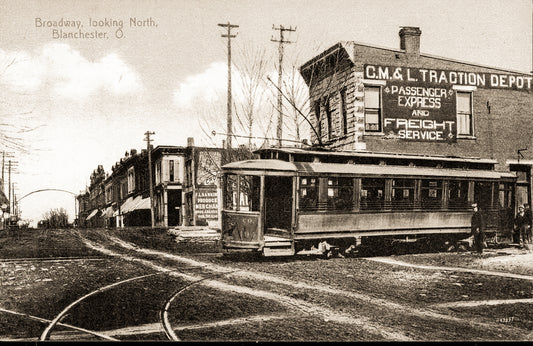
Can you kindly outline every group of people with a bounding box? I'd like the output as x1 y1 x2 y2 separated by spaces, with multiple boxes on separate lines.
470 202 532 254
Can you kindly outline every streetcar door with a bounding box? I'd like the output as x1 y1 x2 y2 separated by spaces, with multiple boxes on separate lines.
264 176 293 237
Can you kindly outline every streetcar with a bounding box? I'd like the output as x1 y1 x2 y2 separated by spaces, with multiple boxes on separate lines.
220 148 516 256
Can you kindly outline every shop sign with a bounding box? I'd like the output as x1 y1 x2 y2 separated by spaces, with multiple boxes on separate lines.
364 64 532 142
195 189 218 220
364 65 532 91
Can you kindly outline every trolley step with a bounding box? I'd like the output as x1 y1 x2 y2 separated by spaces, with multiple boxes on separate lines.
263 235 294 256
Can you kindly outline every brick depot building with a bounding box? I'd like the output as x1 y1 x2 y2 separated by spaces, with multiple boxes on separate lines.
299 26 533 209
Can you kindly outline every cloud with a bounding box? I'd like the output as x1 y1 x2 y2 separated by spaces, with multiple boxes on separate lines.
173 61 227 108
0 43 142 99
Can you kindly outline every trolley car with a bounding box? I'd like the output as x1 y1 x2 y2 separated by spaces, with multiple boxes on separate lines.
220 148 516 256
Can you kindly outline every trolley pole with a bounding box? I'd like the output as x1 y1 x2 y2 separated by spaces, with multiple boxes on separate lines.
271 25 296 147
218 22 239 150
144 131 156 228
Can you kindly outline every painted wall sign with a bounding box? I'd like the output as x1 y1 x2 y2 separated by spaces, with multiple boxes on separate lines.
365 65 460 142
195 189 218 220
364 65 532 91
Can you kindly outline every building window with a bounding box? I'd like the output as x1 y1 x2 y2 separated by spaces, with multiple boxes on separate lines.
456 91 472 136
364 86 381 132
340 88 348 136
313 100 322 140
324 96 334 140
169 159 174 182
127 167 135 194
155 161 161 185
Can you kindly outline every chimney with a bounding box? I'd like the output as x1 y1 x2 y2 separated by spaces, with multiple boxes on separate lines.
399 26 421 57
187 137 195 147
130 149 137 156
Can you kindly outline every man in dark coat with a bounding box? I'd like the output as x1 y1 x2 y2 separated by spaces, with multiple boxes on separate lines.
524 203 532 244
471 203 484 254
515 205 530 248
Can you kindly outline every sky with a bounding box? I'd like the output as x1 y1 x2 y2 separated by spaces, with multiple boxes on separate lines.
0 0 531 226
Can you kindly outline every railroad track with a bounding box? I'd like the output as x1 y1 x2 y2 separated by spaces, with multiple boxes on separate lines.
37 263 239 341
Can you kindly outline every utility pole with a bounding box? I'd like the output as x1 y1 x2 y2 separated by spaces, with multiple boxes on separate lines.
144 131 155 228
8 160 11 213
218 21 239 150
271 24 296 147
2 152 4 193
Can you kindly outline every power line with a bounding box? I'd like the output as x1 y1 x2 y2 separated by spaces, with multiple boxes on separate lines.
271 24 296 148
218 22 239 149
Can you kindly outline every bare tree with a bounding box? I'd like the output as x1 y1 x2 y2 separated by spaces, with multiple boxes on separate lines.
0 54 42 155
42 207 69 229
267 45 353 148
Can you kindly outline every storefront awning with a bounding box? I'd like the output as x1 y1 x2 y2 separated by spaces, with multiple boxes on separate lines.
114 196 134 216
130 197 150 211
114 195 149 215
86 209 100 220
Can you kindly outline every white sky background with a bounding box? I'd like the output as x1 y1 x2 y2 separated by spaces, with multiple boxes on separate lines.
0 0 531 226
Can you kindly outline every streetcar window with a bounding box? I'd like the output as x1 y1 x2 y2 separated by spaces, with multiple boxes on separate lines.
391 179 415 210
361 178 385 211
499 183 513 208
421 180 443 209
224 174 238 210
239 175 261 212
327 177 354 211
299 177 318 210
448 180 468 209
474 181 493 210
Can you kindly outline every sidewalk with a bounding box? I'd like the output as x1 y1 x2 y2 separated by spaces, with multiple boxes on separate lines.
168 226 220 242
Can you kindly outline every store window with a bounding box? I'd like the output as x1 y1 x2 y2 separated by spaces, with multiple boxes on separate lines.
361 178 385 210
327 177 354 211
299 177 319 210
457 92 473 136
364 86 381 132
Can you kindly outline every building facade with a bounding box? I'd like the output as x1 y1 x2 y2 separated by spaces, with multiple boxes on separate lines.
152 145 185 227
76 138 224 228
299 26 533 210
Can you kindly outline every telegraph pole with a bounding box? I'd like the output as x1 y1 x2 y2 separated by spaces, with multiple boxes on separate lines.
271 24 296 147
218 21 239 150
144 131 155 228
8 160 11 213
2 152 4 193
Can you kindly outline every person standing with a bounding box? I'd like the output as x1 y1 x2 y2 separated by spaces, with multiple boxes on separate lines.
524 203 533 244
471 203 484 254
515 205 530 248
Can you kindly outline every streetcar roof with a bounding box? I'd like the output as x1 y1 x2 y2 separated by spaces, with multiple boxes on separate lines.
223 159 298 172
255 147 498 165
222 159 515 180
